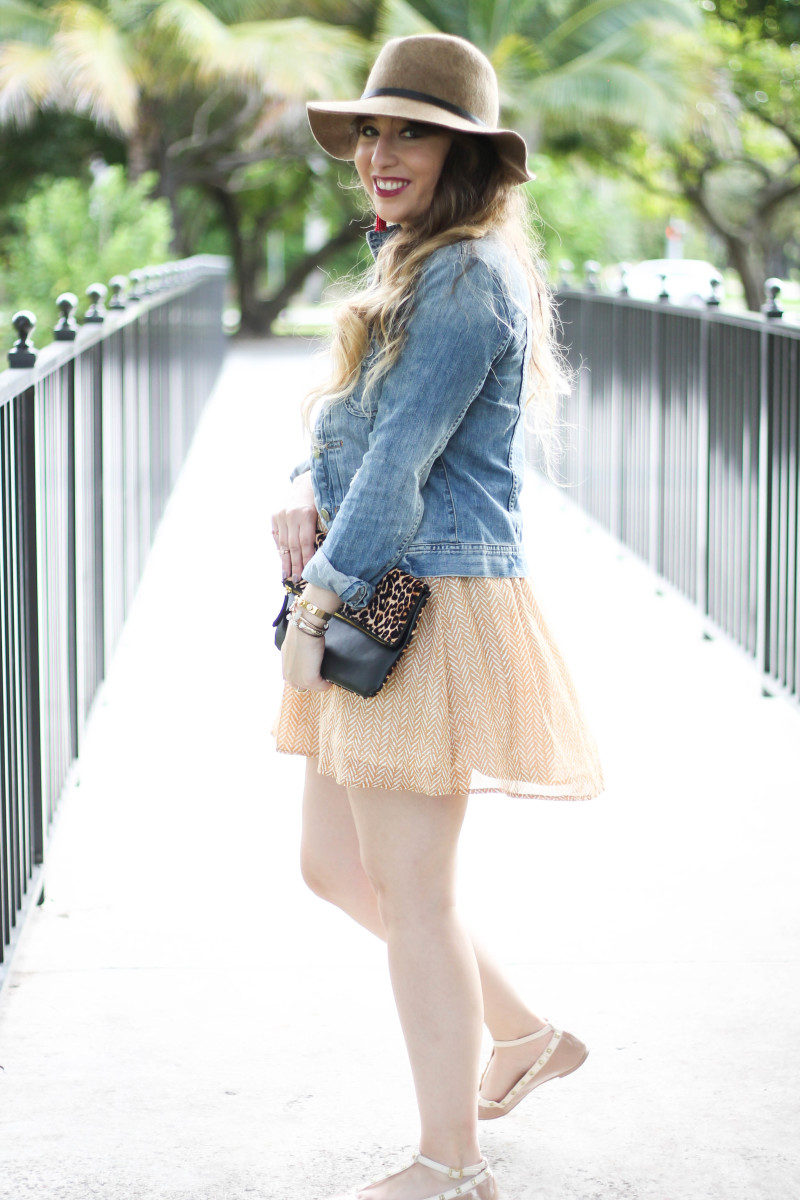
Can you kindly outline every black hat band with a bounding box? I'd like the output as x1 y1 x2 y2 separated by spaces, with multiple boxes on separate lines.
360 87 487 127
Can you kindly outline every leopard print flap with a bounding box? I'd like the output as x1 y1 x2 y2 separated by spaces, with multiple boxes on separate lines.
291 529 429 649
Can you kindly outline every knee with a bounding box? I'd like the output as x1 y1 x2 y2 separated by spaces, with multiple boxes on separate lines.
299 848 336 899
360 859 454 929
300 845 363 903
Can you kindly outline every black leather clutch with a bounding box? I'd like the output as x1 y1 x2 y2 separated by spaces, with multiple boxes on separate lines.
273 540 431 698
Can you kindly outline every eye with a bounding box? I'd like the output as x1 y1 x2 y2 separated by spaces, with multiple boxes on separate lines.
357 121 428 138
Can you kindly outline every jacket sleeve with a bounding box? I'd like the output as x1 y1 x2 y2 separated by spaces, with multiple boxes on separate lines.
301 246 512 609
289 456 312 482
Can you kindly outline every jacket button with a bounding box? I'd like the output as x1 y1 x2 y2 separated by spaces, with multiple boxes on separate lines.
312 448 321 458
319 507 330 521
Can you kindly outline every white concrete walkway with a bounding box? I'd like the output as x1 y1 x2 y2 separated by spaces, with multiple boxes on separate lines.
1 338 799 1200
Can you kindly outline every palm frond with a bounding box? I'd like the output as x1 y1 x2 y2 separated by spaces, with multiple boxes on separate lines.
0 0 57 44
51 0 139 133
523 27 702 141
376 0 441 42
492 31 548 105
226 18 368 97
540 0 698 63
0 40 56 127
149 0 231 58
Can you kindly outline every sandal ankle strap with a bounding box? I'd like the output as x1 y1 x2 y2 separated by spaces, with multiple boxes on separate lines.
417 1147 491 1195
414 1151 487 1178
492 1020 555 1047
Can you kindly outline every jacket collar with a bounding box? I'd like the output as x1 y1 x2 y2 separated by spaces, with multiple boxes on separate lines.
366 223 401 261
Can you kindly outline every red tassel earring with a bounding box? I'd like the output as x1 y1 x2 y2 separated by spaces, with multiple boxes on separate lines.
374 215 387 231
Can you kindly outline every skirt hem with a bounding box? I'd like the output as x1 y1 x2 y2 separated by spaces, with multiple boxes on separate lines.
272 736 604 802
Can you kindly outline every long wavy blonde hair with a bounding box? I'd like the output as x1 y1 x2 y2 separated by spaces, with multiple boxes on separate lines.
299 123 572 483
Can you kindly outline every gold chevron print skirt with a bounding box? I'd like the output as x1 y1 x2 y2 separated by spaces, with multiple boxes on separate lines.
270 575 605 800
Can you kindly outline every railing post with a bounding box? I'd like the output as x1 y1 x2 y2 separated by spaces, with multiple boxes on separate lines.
755 320 772 689
610 300 623 541
696 314 711 618
648 309 662 574
14 386 44 864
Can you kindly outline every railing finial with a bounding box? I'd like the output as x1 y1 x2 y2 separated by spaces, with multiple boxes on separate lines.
54 293 79 340
84 282 108 323
108 275 129 310
8 310 37 367
762 277 783 320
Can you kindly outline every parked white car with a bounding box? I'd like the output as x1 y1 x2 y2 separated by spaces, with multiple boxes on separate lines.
620 259 724 307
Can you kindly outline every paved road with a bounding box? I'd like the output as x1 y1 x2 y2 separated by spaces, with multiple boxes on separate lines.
1 338 798 1200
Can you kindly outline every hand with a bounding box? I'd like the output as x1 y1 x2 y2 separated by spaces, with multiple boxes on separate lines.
271 470 317 582
281 616 333 692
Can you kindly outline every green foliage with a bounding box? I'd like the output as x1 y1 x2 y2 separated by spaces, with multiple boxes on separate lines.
712 0 800 45
0 164 173 349
523 152 720 281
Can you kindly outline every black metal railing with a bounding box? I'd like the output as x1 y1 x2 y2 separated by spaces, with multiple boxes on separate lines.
0 255 229 987
548 284 799 704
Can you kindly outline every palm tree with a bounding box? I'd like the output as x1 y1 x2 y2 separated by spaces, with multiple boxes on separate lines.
379 0 706 148
0 0 710 328
0 0 369 327
0 1 366 168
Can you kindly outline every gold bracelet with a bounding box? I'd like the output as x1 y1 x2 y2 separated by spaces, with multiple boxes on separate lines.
290 598 329 631
289 610 325 638
294 595 335 621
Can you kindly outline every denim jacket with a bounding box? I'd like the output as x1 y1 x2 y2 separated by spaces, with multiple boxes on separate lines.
290 223 532 610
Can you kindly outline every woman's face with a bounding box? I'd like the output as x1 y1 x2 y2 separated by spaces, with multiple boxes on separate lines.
354 115 454 228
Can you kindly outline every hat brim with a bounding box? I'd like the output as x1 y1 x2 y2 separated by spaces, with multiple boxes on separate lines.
306 98 534 185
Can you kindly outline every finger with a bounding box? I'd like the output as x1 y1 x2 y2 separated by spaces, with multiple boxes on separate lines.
299 507 318 571
285 530 303 583
273 512 291 579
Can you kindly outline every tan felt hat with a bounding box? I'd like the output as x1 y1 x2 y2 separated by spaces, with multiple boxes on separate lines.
306 33 533 185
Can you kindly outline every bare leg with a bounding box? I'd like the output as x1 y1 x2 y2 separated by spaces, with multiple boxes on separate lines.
299 757 550 1115
345 781 483 1198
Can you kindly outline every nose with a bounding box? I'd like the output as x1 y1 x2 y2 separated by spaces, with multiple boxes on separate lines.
371 131 399 171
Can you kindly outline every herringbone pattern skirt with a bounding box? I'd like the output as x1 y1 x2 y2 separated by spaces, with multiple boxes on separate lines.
270 576 605 800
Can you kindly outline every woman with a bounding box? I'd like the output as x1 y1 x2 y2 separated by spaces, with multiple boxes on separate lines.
270 33 605 1200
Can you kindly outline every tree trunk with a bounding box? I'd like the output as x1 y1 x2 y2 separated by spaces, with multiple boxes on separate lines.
723 235 764 312
242 221 365 335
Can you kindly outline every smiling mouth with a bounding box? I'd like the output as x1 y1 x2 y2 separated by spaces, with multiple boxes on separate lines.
373 178 411 196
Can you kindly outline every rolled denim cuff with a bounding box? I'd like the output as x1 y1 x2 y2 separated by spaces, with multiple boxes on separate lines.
289 456 311 483
301 547 375 610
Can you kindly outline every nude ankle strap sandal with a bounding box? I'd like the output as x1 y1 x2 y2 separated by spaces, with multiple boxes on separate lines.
478 1020 589 1120
326 1150 497 1200
412 1152 495 1199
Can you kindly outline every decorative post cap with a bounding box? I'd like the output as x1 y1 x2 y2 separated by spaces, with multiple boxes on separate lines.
584 261 600 292
84 281 108 323
54 292 79 340
762 277 783 319
8 310 37 367
108 275 128 309
128 268 144 301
